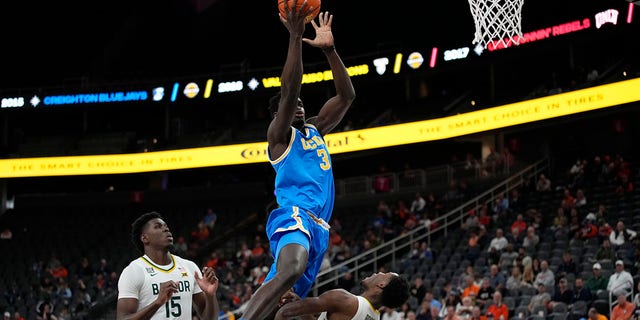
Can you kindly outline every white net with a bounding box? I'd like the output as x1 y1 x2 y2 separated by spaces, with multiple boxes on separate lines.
468 0 524 49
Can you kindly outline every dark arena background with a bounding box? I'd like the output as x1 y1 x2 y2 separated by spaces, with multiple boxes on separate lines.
1 0 640 319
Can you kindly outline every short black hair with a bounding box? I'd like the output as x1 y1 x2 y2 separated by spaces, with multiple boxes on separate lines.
268 92 304 116
131 211 163 254
268 92 281 116
380 275 410 309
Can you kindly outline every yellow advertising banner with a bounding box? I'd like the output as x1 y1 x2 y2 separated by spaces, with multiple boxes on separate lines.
1 77 639 178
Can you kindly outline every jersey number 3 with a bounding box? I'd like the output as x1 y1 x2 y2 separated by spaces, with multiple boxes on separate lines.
317 149 330 171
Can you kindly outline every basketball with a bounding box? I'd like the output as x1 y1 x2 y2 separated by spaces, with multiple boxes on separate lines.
278 0 321 24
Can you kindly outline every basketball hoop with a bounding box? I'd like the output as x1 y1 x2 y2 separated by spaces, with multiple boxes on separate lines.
468 0 524 50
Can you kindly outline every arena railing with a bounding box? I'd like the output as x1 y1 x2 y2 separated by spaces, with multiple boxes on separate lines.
310 156 550 296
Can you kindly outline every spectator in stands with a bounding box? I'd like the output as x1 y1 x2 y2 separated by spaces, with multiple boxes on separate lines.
382 305 402 320
632 281 640 309
509 188 525 214
427 305 443 320
533 260 555 289
499 243 518 272
492 193 510 221
456 295 476 318
3 312 9 320
443 305 462 320
506 266 523 292
609 220 637 249
203 207 217 230
521 265 536 288
410 192 427 217
574 189 587 208
76 257 94 281
236 242 252 263
486 291 509 320
462 276 480 299
477 206 492 229
411 277 428 304
35 301 57 320
510 214 527 236
373 164 392 193
556 251 577 280
529 210 544 232
548 278 574 311
469 307 485 320
191 220 211 244
466 228 482 263
586 263 608 295
488 229 509 253
531 257 541 275
598 221 614 244
521 226 539 253
174 235 189 257
463 210 480 231
595 238 616 261
614 173 634 195
607 260 634 295
416 301 432 320
475 277 495 310
489 265 506 294
506 227 524 249
12 311 24 320
560 188 575 212
536 174 551 192
528 283 551 314
550 207 569 239
611 293 635 320
588 307 607 320
424 290 443 312
576 218 599 242
572 277 593 306
457 266 478 292
425 193 444 219
440 290 462 318
568 213 582 240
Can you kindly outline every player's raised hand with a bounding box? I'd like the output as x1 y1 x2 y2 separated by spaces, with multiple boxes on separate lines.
195 267 219 296
303 11 334 49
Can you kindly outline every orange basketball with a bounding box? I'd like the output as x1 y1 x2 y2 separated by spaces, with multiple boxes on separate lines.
278 0 321 24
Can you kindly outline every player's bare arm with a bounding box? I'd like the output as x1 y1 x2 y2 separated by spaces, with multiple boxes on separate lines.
268 0 312 153
276 289 358 320
193 267 220 320
304 12 355 135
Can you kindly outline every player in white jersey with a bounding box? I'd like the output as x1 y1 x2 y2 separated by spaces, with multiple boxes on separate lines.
274 272 409 320
117 211 219 320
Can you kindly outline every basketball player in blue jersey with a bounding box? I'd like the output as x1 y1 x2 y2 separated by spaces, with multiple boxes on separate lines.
239 1 355 319
275 272 410 320
116 212 219 320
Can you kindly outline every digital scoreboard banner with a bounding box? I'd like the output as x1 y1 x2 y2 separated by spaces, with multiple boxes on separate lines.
1 77 639 178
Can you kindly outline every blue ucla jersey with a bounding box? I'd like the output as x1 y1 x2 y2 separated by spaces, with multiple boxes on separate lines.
269 124 335 222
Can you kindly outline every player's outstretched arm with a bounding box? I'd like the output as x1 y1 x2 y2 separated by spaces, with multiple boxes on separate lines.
304 12 355 135
275 289 357 320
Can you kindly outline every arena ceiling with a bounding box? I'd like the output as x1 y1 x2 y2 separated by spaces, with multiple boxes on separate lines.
0 0 635 90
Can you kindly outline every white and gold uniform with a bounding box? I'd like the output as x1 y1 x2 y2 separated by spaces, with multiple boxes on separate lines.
118 254 203 319
318 296 380 320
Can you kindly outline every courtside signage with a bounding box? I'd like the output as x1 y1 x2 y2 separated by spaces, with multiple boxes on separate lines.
1 78 639 177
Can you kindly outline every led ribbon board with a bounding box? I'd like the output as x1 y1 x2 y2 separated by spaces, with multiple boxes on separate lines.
1 78 639 178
